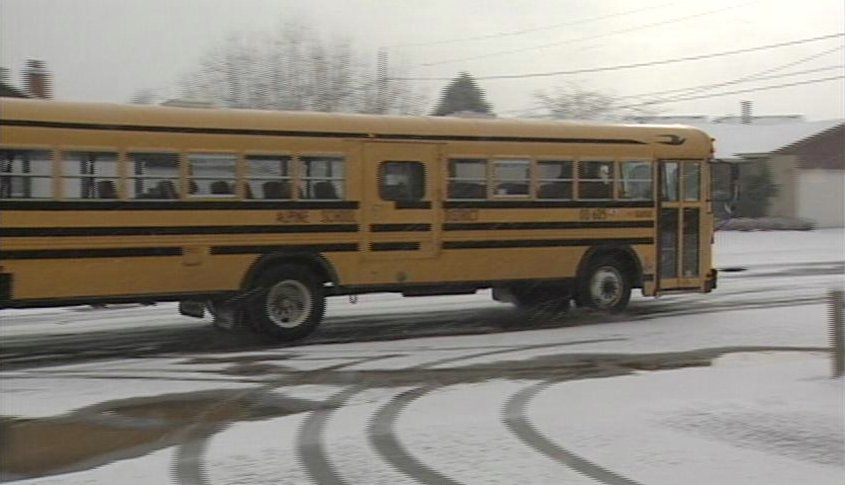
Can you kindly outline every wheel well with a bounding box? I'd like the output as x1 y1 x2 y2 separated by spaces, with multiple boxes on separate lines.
576 246 643 288
241 253 337 290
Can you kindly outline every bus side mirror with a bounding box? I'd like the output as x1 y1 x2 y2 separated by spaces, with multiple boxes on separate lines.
710 161 739 202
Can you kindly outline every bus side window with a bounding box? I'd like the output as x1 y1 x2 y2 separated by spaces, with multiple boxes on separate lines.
62 151 119 199
492 159 530 197
619 161 653 200
301 156 344 200
246 154 293 200
537 160 573 199
447 158 487 199
129 152 180 200
578 161 614 200
188 153 237 197
379 161 425 202
0 149 53 199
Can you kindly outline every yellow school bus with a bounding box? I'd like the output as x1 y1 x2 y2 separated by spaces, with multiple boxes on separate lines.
0 98 716 340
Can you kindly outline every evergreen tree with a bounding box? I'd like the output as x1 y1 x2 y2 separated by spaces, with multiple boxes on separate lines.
734 161 778 218
431 72 493 116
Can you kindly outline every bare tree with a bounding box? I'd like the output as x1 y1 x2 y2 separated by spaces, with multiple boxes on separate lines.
180 24 427 115
532 83 656 121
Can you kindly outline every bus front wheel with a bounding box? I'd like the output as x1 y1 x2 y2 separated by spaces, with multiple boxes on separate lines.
577 256 631 313
248 264 325 341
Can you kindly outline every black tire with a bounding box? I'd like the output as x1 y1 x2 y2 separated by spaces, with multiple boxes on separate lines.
248 264 325 341
576 256 631 313
512 284 571 315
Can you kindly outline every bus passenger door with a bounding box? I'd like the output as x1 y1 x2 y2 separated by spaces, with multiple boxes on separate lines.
362 142 441 269
656 159 707 291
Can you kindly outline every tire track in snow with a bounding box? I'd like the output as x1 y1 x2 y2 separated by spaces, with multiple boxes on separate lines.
367 385 458 485
503 380 645 485
295 338 622 485
170 354 401 485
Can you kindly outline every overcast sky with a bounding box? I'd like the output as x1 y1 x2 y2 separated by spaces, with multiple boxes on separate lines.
1 0 843 120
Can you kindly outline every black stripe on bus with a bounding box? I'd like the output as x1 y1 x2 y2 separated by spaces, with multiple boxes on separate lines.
1 247 183 260
443 200 654 209
442 237 653 250
0 118 648 146
210 243 358 255
370 224 432 232
443 221 653 231
370 242 421 251
0 224 359 237
394 201 432 210
0 200 359 211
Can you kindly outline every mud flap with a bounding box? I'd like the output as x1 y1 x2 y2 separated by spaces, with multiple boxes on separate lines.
178 300 205 319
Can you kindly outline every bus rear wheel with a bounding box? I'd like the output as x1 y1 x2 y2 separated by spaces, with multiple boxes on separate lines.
577 256 631 313
248 264 325 341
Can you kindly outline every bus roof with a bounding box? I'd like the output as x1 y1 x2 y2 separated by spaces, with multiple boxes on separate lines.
0 98 712 155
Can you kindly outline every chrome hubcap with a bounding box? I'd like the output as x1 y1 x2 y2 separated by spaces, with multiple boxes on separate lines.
265 280 312 328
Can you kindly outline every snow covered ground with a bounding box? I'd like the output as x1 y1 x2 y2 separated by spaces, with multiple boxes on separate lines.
1 228 843 484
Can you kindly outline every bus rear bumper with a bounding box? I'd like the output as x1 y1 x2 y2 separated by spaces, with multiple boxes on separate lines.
704 268 718 292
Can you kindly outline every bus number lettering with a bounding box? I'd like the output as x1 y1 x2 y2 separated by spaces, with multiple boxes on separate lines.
321 210 355 223
579 208 608 221
276 210 310 223
445 209 479 222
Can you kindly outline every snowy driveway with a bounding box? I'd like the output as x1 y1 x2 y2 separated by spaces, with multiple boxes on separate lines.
1 229 843 484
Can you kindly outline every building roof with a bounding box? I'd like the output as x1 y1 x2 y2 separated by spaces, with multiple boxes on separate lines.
686 119 843 160
775 123 844 170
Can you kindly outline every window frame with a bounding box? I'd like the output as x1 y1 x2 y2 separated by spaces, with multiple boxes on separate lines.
245 152 295 200
446 157 488 200
490 157 531 199
186 151 239 199
378 160 427 202
127 149 182 201
535 158 575 200
60 148 121 200
576 159 616 201
0 146 56 200
617 159 654 201
299 153 346 200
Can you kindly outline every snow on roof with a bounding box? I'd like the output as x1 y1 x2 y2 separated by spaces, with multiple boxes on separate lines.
686 119 843 160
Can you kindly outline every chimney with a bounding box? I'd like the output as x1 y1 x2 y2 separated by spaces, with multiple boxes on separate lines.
740 100 751 124
25 59 52 99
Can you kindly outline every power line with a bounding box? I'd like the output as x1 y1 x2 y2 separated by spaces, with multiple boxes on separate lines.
619 63 844 101
501 64 845 117
626 45 845 102
387 3 674 49
391 33 845 81
417 2 757 67
618 75 844 108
